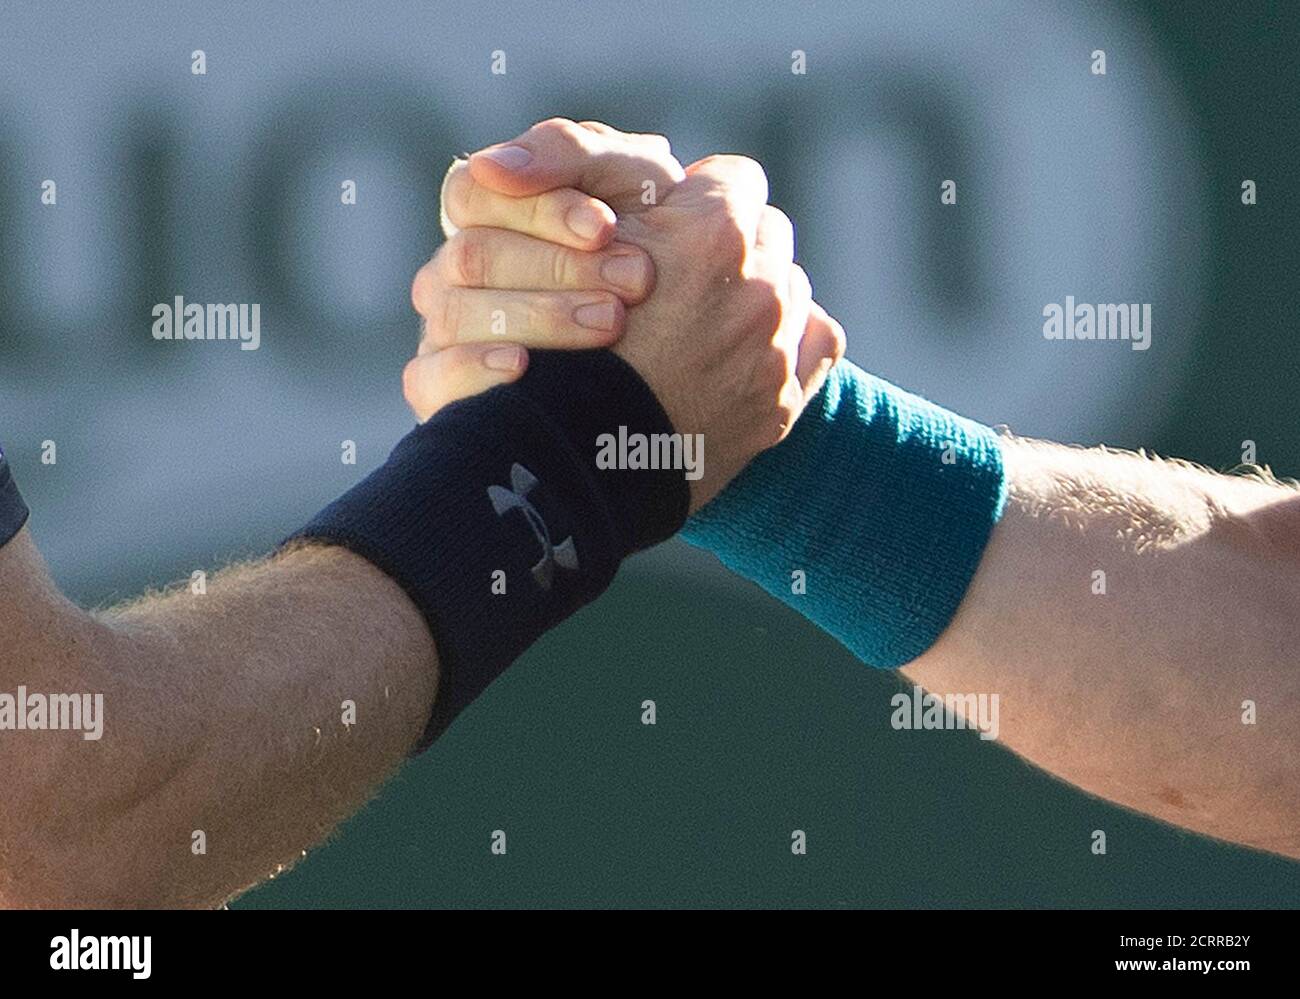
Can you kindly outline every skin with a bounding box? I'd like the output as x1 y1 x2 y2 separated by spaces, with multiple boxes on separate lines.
410 121 1300 860
0 531 436 908
409 118 846 510
908 440 1300 857
0 118 839 907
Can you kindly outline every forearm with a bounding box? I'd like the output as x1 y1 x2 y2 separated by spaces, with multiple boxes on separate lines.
905 436 1300 856
687 361 1300 858
0 531 436 907
1 348 687 906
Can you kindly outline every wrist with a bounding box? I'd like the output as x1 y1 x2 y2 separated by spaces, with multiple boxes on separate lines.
290 349 690 748
684 360 1007 668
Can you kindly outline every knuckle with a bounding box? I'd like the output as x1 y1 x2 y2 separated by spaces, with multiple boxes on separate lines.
740 154 769 188
401 357 424 405
701 205 747 268
764 206 795 250
549 245 574 289
744 277 785 335
763 203 791 228
448 230 487 287
441 162 473 224
721 154 769 199
830 319 847 360
410 260 436 313
537 115 577 133
761 343 791 389
536 116 583 147
526 296 560 335
431 287 462 344
641 131 672 155
524 192 544 233
788 262 810 297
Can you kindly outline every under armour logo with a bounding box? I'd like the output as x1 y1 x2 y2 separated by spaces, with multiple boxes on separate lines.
487 463 579 590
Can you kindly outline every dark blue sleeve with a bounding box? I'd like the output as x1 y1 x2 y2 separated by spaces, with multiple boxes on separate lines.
0 444 31 548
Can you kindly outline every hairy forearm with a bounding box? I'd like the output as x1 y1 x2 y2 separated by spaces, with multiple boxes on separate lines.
0 532 437 907
2 342 689 907
904 436 1300 857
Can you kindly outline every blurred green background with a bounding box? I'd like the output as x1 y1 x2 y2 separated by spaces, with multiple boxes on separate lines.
1 1 1297 906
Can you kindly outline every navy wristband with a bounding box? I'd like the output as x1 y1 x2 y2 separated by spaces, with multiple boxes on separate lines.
0 445 30 549
289 350 689 750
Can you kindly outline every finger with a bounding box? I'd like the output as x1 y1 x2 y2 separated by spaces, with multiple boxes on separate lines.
402 343 528 423
414 286 625 350
783 263 813 349
751 204 795 268
428 229 655 302
683 154 769 202
467 117 684 212
441 159 617 251
577 121 674 159
678 154 770 245
795 302 846 399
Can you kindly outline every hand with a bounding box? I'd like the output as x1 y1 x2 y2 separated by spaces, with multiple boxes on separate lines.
407 119 845 510
405 120 682 413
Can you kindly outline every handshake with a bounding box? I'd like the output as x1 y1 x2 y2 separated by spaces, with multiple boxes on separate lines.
298 117 1006 747
404 117 845 510
6 117 1289 912
292 113 1012 752
4 114 1003 907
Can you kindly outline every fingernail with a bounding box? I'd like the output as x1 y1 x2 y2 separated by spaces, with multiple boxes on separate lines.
600 252 648 294
477 145 532 170
566 202 612 241
484 346 524 371
573 300 618 331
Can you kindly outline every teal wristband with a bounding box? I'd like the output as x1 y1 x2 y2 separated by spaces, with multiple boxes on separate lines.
682 361 1007 667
